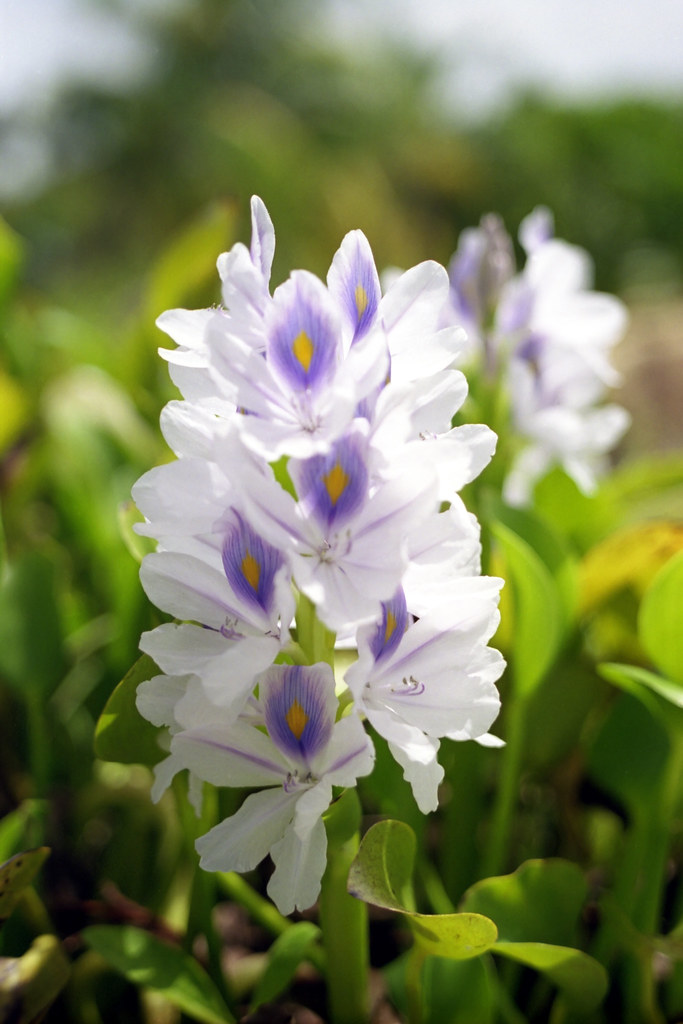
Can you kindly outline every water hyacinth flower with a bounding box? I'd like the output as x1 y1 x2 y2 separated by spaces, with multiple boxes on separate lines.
152 664 374 915
133 195 505 913
447 207 630 504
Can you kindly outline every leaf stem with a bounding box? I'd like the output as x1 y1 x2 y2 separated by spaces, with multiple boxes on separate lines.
319 827 370 1024
482 688 526 879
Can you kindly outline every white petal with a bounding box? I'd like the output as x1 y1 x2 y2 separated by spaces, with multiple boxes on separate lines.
172 722 286 787
196 788 298 873
268 814 328 915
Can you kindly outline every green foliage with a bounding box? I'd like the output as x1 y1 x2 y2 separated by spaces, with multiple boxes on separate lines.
0 552 64 697
249 922 320 1010
0 848 50 926
638 549 683 684
348 820 498 960
0 934 70 1024
82 925 234 1024
94 655 164 766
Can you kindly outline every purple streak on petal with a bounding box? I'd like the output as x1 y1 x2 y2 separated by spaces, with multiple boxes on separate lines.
294 433 369 530
222 513 285 615
266 272 340 392
263 665 334 766
336 231 381 343
369 588 409 663
328 740 373 775
185 734 284 776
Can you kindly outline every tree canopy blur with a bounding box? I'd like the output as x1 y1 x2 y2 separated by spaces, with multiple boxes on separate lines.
3 0 682 321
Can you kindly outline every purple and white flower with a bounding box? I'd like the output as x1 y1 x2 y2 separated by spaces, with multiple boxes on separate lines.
170 664 374 915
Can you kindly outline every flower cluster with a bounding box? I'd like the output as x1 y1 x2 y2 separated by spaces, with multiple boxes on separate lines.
133 197 505 914
447 207 630 505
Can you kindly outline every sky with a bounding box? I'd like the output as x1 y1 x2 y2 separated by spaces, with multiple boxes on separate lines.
323 0 683 118
1 0 682 197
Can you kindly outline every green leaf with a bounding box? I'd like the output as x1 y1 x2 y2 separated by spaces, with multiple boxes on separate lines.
587 692 670 818
0 803 42 864
82 924 234 1024
410 913 499 962
491 520 563 696
639 549 683 684
493 941 608 1012
94 655 165 766
460 859 588 948
0 551 64 696
250 922 320 1010
348 821 497 961
145 200 237 320
347 819 416 914
460 860 607 1012
599 662 683 715
0 934 70 1023
0 847 50 925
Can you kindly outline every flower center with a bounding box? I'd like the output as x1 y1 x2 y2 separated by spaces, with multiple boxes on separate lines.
292 329 314 372
285 698 309 740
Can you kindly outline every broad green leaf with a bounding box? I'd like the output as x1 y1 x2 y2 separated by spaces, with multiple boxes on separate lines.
410 913 498 961
0 847 50 925
491 520 563 696
94 655 165 766
145 200 236 319
599 662 683 713
250 922 320 1010
460 859 588 948
82 924 234 1024
639 549 683 684
493 941 608 1012
347 819 416 914
0 551 64 696
0 934 70 1023
348 821 497 961
587 692 670 817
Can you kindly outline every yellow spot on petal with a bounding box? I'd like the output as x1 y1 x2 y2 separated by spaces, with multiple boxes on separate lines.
322 462 349 506
285 699 309 740
292 330 314 372
241 550 260 592
384 610 397 646
354 284 368 318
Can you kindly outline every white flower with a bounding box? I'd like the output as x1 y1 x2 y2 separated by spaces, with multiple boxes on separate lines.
345 580 504 812
169 663 374 914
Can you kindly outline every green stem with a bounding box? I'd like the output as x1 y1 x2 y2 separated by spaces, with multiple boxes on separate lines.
440 741 487 900
405 948 426 1024
296 592 335 667
482 690 527 879
319 829 369 1024
633 735 683 935
173 778 233 1010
